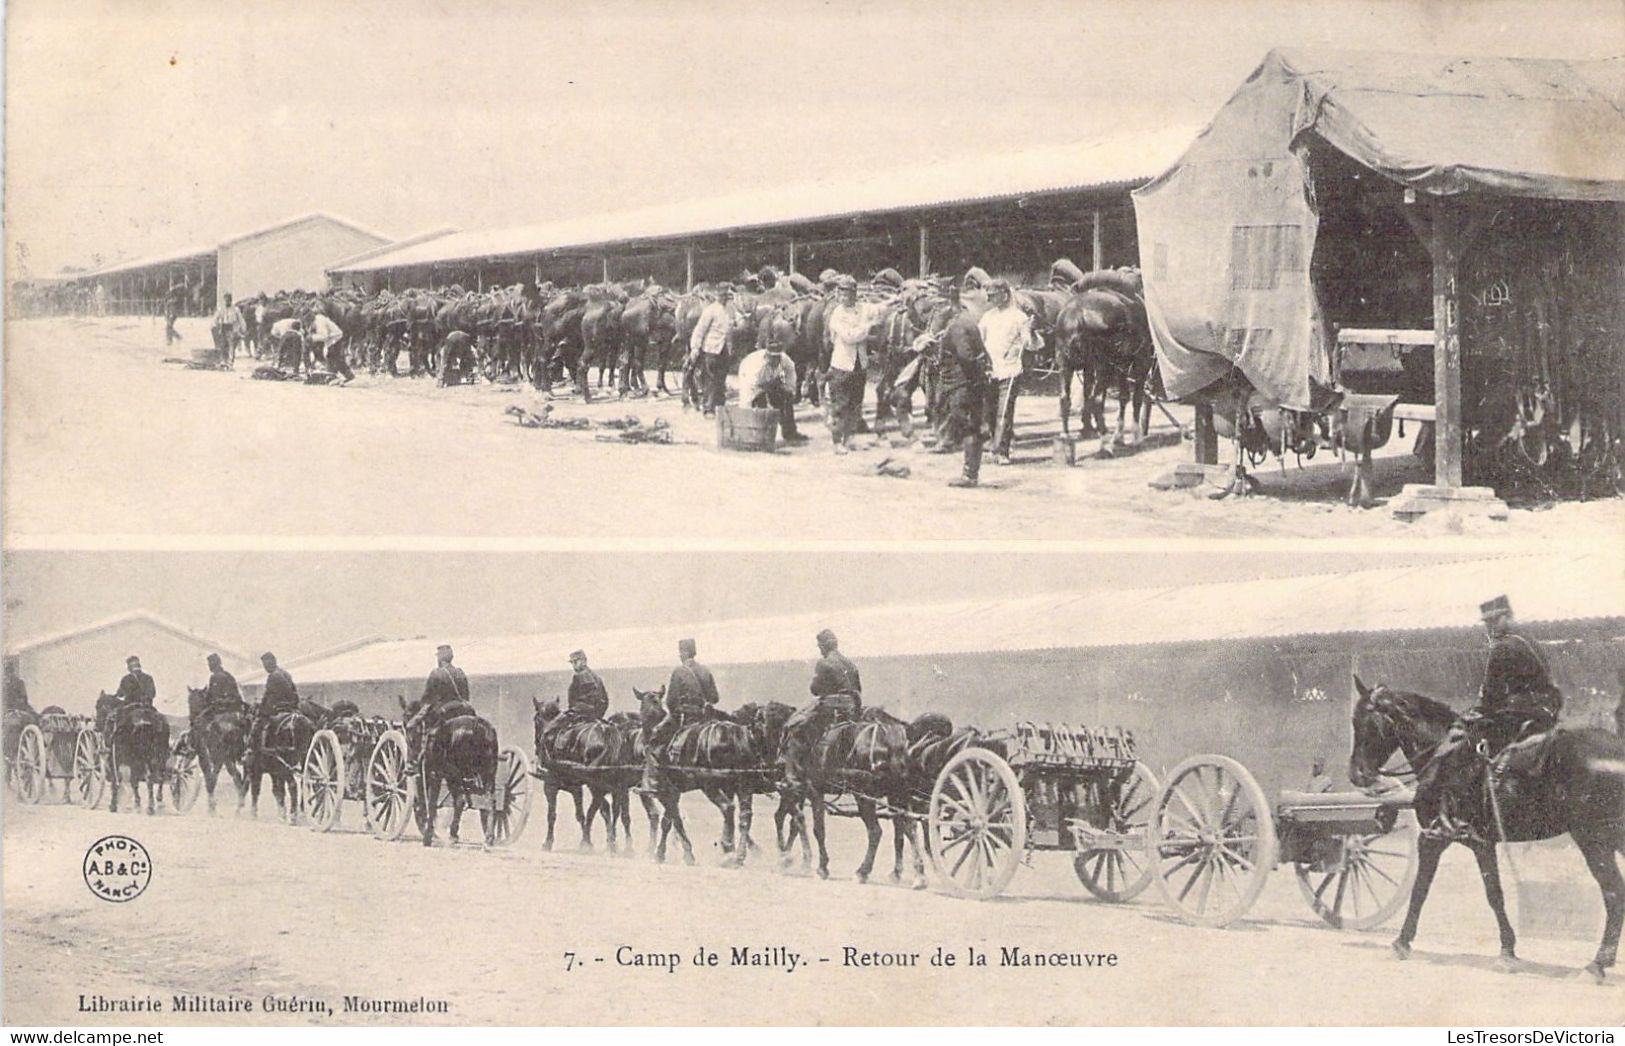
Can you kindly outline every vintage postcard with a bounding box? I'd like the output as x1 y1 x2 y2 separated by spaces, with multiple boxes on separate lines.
4 0 1623 1032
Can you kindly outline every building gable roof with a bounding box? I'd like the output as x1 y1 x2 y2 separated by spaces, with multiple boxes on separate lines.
9 609 253 665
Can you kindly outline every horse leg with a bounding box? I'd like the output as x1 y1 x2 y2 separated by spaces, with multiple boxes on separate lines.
543 782 559 850
421 773 439 848
1465 841 1520 968
1058 359 1073 441
580 787 602 851
855 798 882 883
899 807 929 890
890 807 907 883
199 748 219 816
641 792 660 854
1577 834 1624 983
1393 834 1447 959
665 788 696 866
709 787 736 856
146 761 158 815
810 791 830 880
733 787 753 868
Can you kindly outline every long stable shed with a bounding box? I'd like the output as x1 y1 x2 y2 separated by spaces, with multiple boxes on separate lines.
265 552 1624 800
1135 48 1625 501
326 126 1198 294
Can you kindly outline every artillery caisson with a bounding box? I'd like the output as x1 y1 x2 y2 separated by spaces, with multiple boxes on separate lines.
5 709 106 807
926 723 1159 901
1146 753 1419 929
363 725 533 847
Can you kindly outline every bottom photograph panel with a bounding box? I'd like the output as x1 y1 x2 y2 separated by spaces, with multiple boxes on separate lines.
2 548 1622 1026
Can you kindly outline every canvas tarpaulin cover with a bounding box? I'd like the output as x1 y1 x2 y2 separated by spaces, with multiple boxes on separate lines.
1133 48 1625 409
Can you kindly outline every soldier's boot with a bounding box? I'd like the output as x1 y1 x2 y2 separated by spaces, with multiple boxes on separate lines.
949 438 983 488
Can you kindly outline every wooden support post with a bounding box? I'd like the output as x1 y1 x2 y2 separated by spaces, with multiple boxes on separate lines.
1193 404 1218 465
787 239 796 275
685 245 695 292
1430 209 1463 489
1091 209 1104 271
917 225 930 277
601 257 610 283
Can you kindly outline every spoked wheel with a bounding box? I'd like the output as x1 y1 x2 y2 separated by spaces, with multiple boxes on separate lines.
301 729 345 832
72 729 106 808
1073 762 1160 903
167 740 202 814
364 731 412 841
1294 813 1420 930
482 747 534 847
12 725 47 804
927 748 1027 899
1149 754 1277 928
412 776 456 838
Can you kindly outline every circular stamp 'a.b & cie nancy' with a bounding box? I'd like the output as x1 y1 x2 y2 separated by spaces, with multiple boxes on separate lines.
83 835 152 903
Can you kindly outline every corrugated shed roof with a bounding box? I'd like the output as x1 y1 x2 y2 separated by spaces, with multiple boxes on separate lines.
8 609 253 665
325 227 461 271
331 125 1199 274
290 552 1625 685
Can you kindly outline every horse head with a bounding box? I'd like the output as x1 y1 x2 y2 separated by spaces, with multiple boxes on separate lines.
1348 677 1455 790
633 686 667 730
906 711 954 744
186 686 208 719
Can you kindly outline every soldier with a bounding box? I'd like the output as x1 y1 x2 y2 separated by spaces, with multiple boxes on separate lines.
1423 596 1564 841
3 657 35 718
247 652 300 761
933 286 990 488
566 650 609 720
643 639 721 790
114 655 157 708
824 277 871 454
211 293 246 368
976 279 1034 465
405 645 472 754
736 323 807 444
164 282 186 345
203 653 241 710
780 630 863 785
688 284 736 417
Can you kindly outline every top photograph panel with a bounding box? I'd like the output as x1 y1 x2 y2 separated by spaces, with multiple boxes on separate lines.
7 0 1622 542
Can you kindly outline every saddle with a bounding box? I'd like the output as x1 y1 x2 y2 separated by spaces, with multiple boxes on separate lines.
1492 728 1560 784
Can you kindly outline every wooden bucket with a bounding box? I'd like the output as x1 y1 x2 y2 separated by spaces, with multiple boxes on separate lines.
717 405 778 452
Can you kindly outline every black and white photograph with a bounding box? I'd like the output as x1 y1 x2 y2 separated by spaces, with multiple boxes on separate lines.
3 0 1623 1033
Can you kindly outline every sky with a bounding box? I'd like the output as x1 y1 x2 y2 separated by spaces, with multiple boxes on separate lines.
6 0 1622 276
4 548 1465 661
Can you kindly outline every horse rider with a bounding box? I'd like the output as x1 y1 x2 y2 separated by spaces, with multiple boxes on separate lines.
203 652 242 711
1423 596 1565 841
404 645 472 761
211 293 247 368
247 652 300 763
977 279 1034 466
825 276 872 455
115 655 157 710
737 321 808 444
688 284 737 418
3 657 36 721
642 639 721 789
307 310 353 384
780 629 863 786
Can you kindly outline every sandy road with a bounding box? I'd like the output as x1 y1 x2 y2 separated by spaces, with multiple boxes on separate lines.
3 798 1620 1026
7 317 1618 543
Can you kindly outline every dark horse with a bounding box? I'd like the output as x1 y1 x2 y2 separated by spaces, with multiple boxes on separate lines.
1053 269 1154 453
401 696 499 848
1350 677 1625 983
94 693 170 815
779 706 928 886
245 707 316 823
184 687 249 815
635 687 766 867
532 697 634 852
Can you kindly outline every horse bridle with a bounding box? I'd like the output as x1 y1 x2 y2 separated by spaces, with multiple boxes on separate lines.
1359 688 1429 784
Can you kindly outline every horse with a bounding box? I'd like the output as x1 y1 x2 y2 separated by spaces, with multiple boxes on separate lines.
401 696 500 848
607 710 662 852
93 693 170 815
1349 676 1625 983
779 704 927 886
620 291 678 395
244 706 316 823
184 687 249 815
635 687 765 867
532 697 632 851
1053 269 1154 453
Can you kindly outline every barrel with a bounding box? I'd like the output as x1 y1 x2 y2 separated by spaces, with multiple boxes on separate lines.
716 405 778 452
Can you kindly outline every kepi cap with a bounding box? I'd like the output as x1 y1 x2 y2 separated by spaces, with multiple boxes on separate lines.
1479 595 1512 618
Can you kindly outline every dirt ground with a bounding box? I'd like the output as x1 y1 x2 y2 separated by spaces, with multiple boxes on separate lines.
3 796 1620 1027
6 317 1618 542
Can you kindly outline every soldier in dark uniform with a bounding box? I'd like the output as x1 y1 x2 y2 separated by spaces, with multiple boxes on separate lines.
115 656 157 708
781 630 863 785
203 653 241 708
1423 596 1564 840
642 639 720 788
164 283 186 345
3 657 34 718
930 288 990 488
565 650 609 720
405 645 473 759
247 652 300 761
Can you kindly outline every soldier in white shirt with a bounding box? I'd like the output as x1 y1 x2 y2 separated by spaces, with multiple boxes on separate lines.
824 276 872 454
976 280 1033 464
688 284 736 417
307 311 353 384
736 314 807 444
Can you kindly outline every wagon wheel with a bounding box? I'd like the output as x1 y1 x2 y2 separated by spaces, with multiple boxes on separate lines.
1294 813 1420 931
301 729 345 832
1073 762 1160 903
411 771 456 837
11 724 47 804
364 730 413 841
167 741 202 814
72 728 106 808
483 747 534 847
1149 754 1277 928
927 748 1027 899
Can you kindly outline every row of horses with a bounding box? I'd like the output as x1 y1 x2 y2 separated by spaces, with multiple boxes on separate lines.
236 260 1160 446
